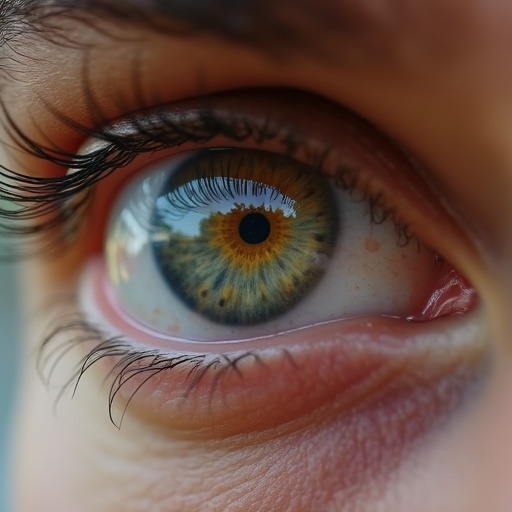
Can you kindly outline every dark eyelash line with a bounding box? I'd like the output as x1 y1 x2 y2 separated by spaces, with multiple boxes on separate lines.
0 92 413 258
0 95 303 258
37 301 291 428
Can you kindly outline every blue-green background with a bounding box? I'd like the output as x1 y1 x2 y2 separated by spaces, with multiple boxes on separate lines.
0 263 20 511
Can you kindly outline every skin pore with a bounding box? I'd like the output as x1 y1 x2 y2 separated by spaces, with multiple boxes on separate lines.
3 0 512 510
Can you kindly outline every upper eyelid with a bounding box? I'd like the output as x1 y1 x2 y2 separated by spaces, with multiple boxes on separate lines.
0 87 473 269
0 89 360 260
0 95 302 258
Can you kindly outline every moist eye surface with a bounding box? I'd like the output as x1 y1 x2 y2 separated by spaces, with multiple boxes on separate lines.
94 90 477 345
151 149 338 325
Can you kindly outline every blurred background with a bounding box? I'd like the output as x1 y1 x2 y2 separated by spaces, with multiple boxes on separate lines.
0 263 20 510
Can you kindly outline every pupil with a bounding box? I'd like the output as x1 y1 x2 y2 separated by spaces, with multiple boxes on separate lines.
238 212 271 245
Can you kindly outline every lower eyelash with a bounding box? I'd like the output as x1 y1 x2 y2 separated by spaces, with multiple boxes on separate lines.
37 298 293 427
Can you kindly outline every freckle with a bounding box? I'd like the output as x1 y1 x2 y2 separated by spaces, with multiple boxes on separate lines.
167 323 180 334
364 238 381 252
153 307 161 316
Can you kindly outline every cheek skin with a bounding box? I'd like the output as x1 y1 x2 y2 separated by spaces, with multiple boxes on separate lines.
14 323 487 512
373 356 512 512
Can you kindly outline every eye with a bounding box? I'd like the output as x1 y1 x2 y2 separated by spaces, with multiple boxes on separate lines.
99 146 465 343
35 88 484 439
70 89 477 353
106 148 339 332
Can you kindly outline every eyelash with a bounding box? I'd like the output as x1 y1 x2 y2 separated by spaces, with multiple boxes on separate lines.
37 304 268 427
0 92 414 257
1 90 419 425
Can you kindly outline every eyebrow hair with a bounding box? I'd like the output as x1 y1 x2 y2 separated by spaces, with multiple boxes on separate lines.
0 0 349 55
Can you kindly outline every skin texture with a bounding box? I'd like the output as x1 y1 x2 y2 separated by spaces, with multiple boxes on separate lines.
3 0 512 510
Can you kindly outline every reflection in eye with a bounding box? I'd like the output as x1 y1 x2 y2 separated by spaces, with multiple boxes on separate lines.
122 148 337 326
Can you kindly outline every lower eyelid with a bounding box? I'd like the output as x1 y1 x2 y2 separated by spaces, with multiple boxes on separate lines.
69 256 488 436
34 244 489 494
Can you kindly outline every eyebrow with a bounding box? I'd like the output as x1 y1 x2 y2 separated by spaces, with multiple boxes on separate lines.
0 0 351 55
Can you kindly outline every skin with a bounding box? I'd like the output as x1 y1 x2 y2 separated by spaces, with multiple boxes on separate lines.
3 0 512 510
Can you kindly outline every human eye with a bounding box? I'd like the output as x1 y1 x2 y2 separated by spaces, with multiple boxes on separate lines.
1 84 479 445
76 90 475 350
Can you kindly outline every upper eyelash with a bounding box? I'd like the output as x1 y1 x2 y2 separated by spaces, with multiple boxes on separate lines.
0 92 414 259
0 96 305 259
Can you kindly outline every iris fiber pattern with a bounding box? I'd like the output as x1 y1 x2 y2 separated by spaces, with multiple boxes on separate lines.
152 149 338 325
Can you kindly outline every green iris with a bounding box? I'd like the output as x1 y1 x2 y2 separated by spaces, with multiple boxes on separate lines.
151 149 338 325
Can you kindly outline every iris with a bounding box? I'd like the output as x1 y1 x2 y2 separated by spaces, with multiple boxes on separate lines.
152 149 338 325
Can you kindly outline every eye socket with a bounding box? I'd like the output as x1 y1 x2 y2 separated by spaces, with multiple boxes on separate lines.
37 89 483 438
53 87 478 354
91 141 475 345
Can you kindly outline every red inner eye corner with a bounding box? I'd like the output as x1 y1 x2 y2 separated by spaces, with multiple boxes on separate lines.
410 265 477 322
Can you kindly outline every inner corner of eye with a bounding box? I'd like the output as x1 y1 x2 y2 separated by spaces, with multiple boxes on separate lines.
86 147 477 342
